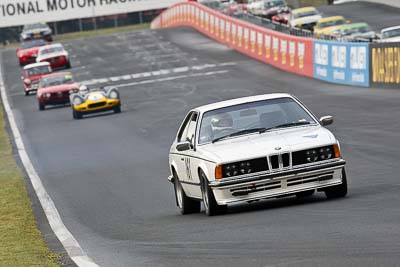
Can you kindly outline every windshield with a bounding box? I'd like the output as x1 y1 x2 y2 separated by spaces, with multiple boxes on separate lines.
382 28 400 39
264 0 285 8
293 10 318 19
40 74 74 87
198 97 316 144
40 46 64 55
26 66 51 77
20 40 47 50
24 23 47 31
343 26 370 35
317 19 345 29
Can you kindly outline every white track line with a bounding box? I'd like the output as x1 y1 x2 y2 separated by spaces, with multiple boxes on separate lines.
81 62 236 86
0 54 98 267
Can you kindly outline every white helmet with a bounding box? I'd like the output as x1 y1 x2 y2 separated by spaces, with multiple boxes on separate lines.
79 85 89 95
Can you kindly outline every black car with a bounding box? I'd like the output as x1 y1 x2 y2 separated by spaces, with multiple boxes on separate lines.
20 23 53 42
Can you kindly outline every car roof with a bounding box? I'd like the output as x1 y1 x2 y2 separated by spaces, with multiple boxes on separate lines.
38 43 64 51
292 6 317 14
381 25 400 32
41 72 72 79
194 93 294 113
23 62 50 70
318 16 344 23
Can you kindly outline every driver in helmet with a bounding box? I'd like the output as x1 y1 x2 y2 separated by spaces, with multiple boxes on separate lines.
79 85 89 95
210 112 235 140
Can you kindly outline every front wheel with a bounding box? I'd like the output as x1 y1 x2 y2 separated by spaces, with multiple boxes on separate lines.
24 91 29 96
72 109 82 119
66 60 71 69
113 104 121 113
38 102 45 110
200 172 227 216
174 175 200 215
325 168 348 199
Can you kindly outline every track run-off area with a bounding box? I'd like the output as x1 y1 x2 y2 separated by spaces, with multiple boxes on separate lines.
1 2 400 267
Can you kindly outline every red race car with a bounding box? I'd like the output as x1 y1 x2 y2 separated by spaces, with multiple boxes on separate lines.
16 39 48 67
36 43 71 70
272 6 291 24
22 62 52 96
224 3 247 16
37 72 79 110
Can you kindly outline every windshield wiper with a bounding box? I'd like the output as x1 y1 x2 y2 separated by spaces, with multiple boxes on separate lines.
212 127 267 143
259 121 312 133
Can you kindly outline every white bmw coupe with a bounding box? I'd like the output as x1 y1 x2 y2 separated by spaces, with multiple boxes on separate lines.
169 94 347 216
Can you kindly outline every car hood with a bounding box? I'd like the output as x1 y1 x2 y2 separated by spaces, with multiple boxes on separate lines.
22 28 49 35
38 82 79 94
197 126 335 163
18 47 40 57
315 25 343 35
291 15 322 26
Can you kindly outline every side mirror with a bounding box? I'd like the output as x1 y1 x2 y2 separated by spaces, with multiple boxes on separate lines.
176 141 191 152
320 116 333 126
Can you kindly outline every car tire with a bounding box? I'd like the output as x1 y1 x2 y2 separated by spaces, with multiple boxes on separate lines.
38 102 45 111
113 104 121 113
173 173 201 215
296 190 315 199
325 168 348 199
200 171 227 216
73 109 82 119
66 61 71 69
24 91 29 96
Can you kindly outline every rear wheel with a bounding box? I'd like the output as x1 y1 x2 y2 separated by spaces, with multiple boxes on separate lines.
66 60 71 69
173 173 201 215
24 91 29 96
72 109 82 119
38 102 45 111
325 168 348 199
113 104 121 113
200 171 227 216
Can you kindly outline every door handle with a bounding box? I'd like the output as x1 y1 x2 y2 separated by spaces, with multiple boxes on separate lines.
181 158 184 161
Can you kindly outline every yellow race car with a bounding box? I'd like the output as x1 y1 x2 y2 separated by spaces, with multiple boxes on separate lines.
70 86 121 119
314 16 349 37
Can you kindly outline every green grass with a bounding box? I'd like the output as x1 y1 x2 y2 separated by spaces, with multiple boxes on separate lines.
0 105 60 266
53 23 150 41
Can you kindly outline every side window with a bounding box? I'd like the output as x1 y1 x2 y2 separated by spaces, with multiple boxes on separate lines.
184 113 198 145
177 112 193 142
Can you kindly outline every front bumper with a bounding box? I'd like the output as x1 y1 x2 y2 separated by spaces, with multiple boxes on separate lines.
73 99 120 113
210 159 345 205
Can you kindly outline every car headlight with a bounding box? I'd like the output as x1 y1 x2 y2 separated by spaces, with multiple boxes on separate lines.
319 147 333 160
44 93 51 98
109 90 119 99
73 97 83 105
305 149 318 163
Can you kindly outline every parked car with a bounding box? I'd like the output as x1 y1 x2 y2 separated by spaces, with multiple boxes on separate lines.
21 62 52 96
379 25 400 42
36 43 71 70
70 86 121 119
288 6 322 31
168 94 347 216
20 23 53 42
314 16 348 38
248 0 287 19
16 39 48 66
335 23 377 42
37 72 79 110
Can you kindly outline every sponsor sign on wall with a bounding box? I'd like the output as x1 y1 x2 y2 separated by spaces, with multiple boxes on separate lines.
314 40 369 87
370 42 400 87
0 0 181 27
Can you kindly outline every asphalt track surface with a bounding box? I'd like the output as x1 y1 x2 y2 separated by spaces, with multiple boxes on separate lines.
1 2 400 267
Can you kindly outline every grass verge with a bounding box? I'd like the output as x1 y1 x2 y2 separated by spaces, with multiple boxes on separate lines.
0 104 60 266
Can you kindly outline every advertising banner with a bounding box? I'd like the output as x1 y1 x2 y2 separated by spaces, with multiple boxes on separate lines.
0 0 181 27
370 42 400 87
314 40 369 87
